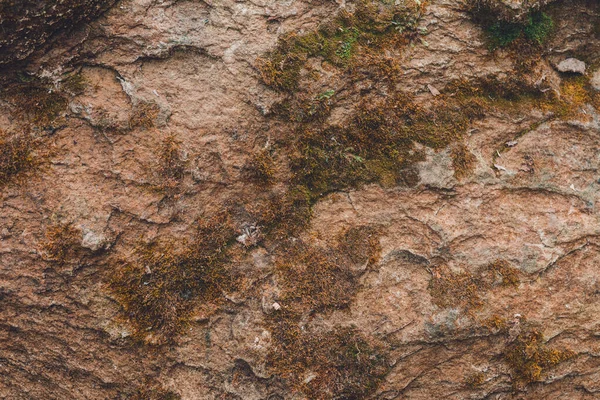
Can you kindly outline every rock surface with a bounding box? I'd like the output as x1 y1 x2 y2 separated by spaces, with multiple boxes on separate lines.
0 0 600 399
592 68 600 91
0 0 117 65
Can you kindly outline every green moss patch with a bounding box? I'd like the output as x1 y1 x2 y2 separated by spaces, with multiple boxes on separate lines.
257 0 424 92
472 9 554 49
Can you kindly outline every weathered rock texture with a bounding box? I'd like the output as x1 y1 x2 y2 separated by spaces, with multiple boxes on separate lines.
0 0 117 65
1 0 600 399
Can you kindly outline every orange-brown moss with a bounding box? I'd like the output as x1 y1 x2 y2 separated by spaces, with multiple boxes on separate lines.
429 265 484 311
156 135 185 193
487 259 520 287
109 213 237 344
266 318 389 400
41 223 81 265
451 143 477 180
130 382 180 400
429 260 520 312
0 131 35 186
482 314 510 333
130 102 160 129
245 148 276 184
336 224 382 268
10 85 67 127
252 185 313 241
464 371 486 388
275 240 358 313
504 328 574 387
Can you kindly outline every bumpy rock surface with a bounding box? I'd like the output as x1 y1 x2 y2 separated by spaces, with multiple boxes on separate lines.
1 0 600 399
0 0 116 64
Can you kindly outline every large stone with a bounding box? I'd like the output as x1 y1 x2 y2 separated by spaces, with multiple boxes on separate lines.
556 58 587 74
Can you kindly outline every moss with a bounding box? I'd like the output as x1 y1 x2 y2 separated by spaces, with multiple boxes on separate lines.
8 84 67 127
268 224 380 316
130 383 180 400
464 371 485 388
256 0 424 92
275 240 359 313
245 149 276 184
266 318 390 400
523 12 554 44
156 135 185 193
41 223 81 265
252 185 313 241
556 75 600 115
429 265 484 311
429 260 519 312
337 225 382 268
504 328 573 387
291 92 484 198
130 102 161 129
482 315 509 333
487 20 522 48
109 213 237 344
0 131 35 186
451 143 477 180
60 73 88 96
273 92 335 123
472 7 554 49
487 259 520 287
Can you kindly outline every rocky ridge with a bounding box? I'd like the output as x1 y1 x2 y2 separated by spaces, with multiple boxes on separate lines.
0 0 600 399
